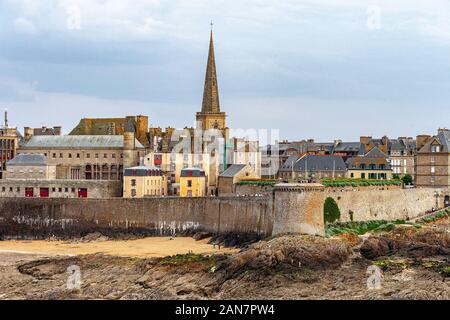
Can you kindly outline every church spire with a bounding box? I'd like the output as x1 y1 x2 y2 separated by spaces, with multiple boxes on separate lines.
201 29 221 113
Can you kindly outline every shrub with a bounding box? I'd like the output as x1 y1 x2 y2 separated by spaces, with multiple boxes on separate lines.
324 197 341 224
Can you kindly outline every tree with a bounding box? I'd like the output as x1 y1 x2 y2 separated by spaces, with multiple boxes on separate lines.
402 174 413 186
393 174 400 180
324 197 341 224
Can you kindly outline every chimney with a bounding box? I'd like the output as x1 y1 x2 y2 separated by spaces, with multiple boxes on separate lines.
53 126 62 136
416 135 431 151
24 127 34 140
438 128 449 134
360 136 372 145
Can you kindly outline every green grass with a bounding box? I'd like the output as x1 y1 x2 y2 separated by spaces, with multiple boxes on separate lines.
321 178 402 188
325 219 418 237
236 180 277 187
417 208 450 224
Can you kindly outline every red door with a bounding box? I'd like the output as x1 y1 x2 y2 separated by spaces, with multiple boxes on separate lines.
25 187 34 198
40 188 50 198
78 188 88 198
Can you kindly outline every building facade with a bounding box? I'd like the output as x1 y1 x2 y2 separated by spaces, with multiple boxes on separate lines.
279 155 347 181
416 129 450 188
17 135 145 181
123 166 166 198
6 153 56 180
180 168 207 197
0 124 21 180
346 147 392 180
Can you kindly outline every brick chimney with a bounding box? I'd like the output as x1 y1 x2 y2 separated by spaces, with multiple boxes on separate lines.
416 135 431 152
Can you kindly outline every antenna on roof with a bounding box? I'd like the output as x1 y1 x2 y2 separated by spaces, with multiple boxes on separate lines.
4 108 8 128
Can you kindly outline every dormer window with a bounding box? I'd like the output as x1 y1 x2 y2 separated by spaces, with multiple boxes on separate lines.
431 145 441 153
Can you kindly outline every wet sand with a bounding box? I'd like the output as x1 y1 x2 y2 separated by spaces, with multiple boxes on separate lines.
0 237 238 258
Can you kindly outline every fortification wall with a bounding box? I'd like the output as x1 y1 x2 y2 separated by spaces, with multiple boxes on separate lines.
272 186 450 236
0 196 272 240
1 186 448 240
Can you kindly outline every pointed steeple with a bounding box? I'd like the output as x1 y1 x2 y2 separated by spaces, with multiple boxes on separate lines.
201 30 221 113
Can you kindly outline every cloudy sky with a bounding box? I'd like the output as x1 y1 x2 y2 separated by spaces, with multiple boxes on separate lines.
0 0 449 141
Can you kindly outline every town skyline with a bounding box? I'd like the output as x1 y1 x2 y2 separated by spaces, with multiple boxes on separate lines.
1 1 450 141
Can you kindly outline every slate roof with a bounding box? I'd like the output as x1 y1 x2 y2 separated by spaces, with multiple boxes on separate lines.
124 166 162 177
180 167 206 177
437 130 450 152
279 155 347 172
7 153 47 166
220 164 247 177
21 135 145 149
365 147 387 158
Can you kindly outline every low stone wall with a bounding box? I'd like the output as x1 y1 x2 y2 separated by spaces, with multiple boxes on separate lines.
0 196 272 240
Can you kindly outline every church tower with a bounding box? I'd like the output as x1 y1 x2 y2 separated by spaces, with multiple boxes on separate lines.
196 30 227 134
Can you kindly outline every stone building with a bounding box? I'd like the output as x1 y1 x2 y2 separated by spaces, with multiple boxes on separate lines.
346 147 392 180
196 30 228 139
388 137 416 178
0 179 121 198
0 126 21 180
144 31 261 196
279 155 347 181
218 164 258 196
123 166 167 198
17 134 144 181
6 153 56 180
416 128 450 188
69 115 151 147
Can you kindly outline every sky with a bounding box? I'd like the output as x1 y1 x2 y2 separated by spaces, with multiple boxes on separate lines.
0 0 450 142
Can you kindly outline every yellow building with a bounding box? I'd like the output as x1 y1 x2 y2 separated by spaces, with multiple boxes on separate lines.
180 168 207 197
123 166 166 198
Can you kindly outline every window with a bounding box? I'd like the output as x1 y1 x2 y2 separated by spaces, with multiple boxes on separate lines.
104 153 108 159
86 153 90 158
95 153 99 159
58 188 62 192
131 179 137 187
112 153 116 159
431 167 436 174
52 188 56 192
65 188 69 192
77 153 80 158
431 145 441 153
53 153 57 158
59 153 63 158
359 164 366 170
68 153 72 158
187 180 193 187
379 164 385 170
